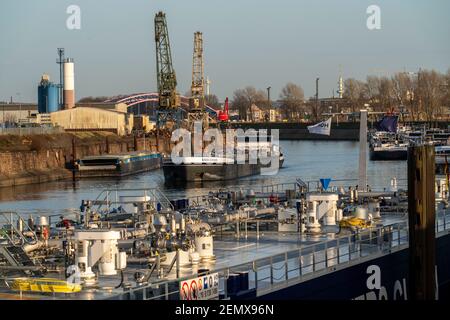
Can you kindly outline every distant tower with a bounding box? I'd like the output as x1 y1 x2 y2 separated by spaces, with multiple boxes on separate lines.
206 76 211 96
63 58 75 109
337 65 344 99
337 76 344 98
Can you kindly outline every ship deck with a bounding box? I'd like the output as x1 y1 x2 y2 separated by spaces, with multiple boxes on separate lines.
2 211 449 300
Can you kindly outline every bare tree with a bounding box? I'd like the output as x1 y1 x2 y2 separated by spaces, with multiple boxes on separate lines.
343 78 365 113
279 83 304 120
390 72 419 120
205 94 220 109
364 76 380 108
231 86 266 121
419 69 446 121
3 113 17 123
444 69 450 112
377 77 396 111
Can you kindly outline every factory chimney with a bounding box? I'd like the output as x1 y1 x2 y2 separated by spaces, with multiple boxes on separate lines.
63 58 75 109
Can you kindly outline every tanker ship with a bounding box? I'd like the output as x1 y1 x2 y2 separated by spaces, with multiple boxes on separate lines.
1 178 449 300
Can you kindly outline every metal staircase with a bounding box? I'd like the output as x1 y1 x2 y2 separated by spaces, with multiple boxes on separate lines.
0 212 38 274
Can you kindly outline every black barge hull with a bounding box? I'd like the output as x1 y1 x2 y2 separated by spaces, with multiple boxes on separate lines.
163 159 284 182
370 149 407 161
76 157 162 178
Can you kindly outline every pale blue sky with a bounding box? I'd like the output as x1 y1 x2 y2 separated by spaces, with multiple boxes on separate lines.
0 0 449 103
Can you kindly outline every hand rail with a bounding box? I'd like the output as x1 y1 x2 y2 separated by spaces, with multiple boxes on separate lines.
106 210 450 300
0 211 38 246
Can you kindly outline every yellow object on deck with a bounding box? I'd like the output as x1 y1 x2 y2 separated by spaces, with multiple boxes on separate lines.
339 217 371 229
11 278 82 294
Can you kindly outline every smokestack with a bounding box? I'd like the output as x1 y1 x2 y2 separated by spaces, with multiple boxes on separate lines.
63 58 75 109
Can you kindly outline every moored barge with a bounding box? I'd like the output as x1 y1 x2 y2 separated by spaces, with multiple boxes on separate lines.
75 152 162 178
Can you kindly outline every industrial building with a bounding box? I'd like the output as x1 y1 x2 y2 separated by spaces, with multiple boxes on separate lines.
38 74 59 113
50 107 134 136
133 115 156 133
0 104 38 124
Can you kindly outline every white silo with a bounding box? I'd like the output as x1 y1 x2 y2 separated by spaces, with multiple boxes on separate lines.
63 58 75 109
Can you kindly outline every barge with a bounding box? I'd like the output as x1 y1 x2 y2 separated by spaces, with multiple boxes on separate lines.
369 144 408 161
369 132 408 161
75 152 162 178
163 143 284 183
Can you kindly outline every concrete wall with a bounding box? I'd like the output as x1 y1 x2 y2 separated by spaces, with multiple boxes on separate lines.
224 121 361 140
50 107 133 135
0 132 171 187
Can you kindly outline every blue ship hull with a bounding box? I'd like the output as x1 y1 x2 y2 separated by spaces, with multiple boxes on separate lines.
250 232 450 300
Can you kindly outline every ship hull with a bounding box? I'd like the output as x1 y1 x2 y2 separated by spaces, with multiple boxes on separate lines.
254 232 450 300
113 231 450 300
76 155 162 178
163 159 284 182
370 149 408 161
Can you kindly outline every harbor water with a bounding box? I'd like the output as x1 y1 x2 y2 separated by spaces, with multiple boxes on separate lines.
0 140 407 216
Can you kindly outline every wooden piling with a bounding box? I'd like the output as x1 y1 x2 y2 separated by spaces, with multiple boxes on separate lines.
71 137 76 182
105 136 110 154
407 144 436 300
133 134 138 151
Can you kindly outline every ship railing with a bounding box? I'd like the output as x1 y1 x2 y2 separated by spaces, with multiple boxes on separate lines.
304 178 408 193
107 221 402 300
174 177 411 210
176 182 301 208
88 187 174 213
110 211 450 300
0 211 38 246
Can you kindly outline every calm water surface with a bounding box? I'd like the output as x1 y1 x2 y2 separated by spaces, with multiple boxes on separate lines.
0 141 406 215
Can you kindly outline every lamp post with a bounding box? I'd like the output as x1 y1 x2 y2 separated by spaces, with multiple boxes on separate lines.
16 93 21 125
315 78 320 121
267 86 271 122
2 101 4 128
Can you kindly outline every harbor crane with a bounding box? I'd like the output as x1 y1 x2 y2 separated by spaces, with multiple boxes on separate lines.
154 11 181 130
190 31 204 109
188 31 209 128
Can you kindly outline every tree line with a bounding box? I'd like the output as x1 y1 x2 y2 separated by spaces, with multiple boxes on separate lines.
223 68 450 122
344 69 450 121
229 83 305 121
77 67 449 122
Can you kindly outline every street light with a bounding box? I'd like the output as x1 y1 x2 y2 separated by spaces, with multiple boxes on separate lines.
16 93 21 125
267 86 271 122
315 78 320 121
